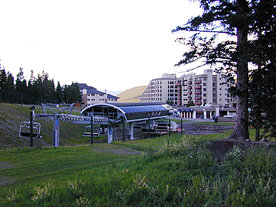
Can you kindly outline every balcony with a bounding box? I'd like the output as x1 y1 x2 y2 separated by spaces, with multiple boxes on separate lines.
195 96 202 99
195 91 202 94
195 102 202 105
195 81 202 84
195 86 202 89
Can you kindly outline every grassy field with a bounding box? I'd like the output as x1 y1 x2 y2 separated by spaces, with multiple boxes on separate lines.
194 121 235 126
0 130 275 206
0 103 275 206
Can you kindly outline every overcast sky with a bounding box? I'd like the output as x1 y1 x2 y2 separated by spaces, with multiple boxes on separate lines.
0 0 202 93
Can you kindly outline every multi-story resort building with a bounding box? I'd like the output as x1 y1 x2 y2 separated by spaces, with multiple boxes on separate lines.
139 73 178 105
140 70 236 107
78 83 119 106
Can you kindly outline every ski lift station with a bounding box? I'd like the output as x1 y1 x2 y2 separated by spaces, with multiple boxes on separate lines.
19 103 172 147
81 102 171 142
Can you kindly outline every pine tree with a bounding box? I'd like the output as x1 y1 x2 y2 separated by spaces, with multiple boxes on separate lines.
15 67 27 105
34 74 43 104
247 0 276 139
63 82 82 104
27 70 37 104
6 72 16 103
0 66 7 101
173 0 275 141
56 81 63 103
41 71 56 103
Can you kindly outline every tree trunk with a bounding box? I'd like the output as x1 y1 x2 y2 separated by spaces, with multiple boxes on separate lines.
229 2 249 141
255 127 260 141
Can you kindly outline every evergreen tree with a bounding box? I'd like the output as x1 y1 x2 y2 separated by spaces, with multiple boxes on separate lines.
70 82 82 103
41 71 56 103
63 84 70 104
34 74 43 103
63 82 81 104
0 66 7 101
27 70 37 104
15 67 27 105
247 0 276 139
6 72 16 102
56 81 63 103
173 0 275 141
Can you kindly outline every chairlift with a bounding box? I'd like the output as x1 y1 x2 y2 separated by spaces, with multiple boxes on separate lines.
83 125 99 137
19 121 41 138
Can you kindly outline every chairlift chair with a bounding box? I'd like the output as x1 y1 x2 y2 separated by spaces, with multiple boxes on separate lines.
83 125 99 137
19 121 41 138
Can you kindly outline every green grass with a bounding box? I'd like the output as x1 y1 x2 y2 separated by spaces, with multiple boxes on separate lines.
0 145 137 187
0 130 275 206
0 103 275 206
0 103 95 149
194 121 235 126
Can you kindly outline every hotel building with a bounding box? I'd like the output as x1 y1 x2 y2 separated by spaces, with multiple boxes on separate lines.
140 70 236 107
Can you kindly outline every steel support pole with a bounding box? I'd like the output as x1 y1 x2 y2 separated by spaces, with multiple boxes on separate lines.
148 115 151 138
30 111 33 147
90 116 94 145
53 116 60 147
181 118 183 135
169 119 171 137
122 120 125 142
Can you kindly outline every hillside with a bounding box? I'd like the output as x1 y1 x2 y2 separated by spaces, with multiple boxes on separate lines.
0 103 91 149
0 132 275 206
118 85 147 103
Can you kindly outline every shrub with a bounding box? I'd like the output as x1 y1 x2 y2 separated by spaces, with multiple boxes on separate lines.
31 182 55 204
66 179 84 199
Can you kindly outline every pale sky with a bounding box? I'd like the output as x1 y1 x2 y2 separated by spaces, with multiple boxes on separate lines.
0 0 202 93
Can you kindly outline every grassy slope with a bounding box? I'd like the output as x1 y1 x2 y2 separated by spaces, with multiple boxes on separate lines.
0 103 91 149
0 104 275 206
117 86 147 103
1 130 275 206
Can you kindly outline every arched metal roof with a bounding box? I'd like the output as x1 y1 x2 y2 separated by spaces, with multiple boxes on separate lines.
81 102 171 123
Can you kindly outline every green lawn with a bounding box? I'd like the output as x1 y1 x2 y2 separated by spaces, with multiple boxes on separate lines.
194 121 235 126
0 130 275 206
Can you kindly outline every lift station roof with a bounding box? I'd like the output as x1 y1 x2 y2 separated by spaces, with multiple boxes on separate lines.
81 103 171 123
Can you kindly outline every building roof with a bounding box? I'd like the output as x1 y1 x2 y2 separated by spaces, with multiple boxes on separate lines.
107 94 118 99
78 83 118 99
81 102 170 122
78 83 96 91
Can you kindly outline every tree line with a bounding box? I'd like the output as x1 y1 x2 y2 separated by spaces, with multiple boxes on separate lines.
0 67 82 105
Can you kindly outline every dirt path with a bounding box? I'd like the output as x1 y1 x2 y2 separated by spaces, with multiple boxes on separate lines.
91 145 142 155
0 177 15 186
0 162 15 186
0 162 14 170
